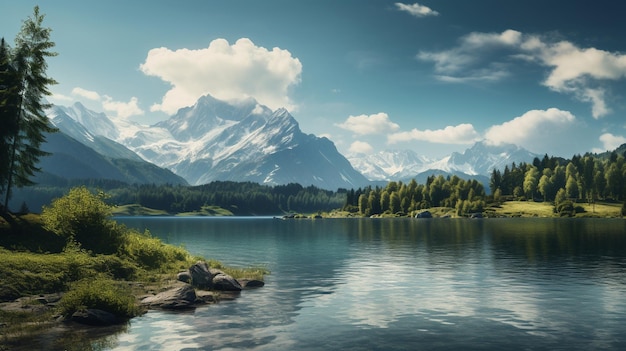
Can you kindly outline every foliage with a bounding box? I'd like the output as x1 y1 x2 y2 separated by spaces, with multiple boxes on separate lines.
12 180 346 215
0 6 58 210
41 186 124 254
344 177 485 217
0 247 136 302
119 229 190 271
57 277 141 319
490 151 626 206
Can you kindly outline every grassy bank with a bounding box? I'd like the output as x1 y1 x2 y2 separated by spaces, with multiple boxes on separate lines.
0 188 267 347
324 200 623 219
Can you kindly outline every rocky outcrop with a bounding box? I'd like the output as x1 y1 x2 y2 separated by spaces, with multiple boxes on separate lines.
212 272 243 291
183 261 245 291
142 261 264 311
141 285 200 310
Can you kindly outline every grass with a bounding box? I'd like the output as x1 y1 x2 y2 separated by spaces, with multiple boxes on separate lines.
176 205 234 217
0 212 267 348
111 204 169 216
488 201 556 217
487 200 623 218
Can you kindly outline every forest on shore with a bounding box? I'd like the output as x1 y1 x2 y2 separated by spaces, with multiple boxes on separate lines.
8 147 626 218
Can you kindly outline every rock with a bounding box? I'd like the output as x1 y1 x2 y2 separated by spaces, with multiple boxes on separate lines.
189 261 214 289
177 271 192 283
141 285 198 310
212 273 242 291
238 279 265 289
415 210 432 218
71 309 118 326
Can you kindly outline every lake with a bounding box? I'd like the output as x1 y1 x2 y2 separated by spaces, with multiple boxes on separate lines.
92 218 626 349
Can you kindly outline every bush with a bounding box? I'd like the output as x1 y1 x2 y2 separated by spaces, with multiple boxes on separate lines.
555 200 575 217
41 187 124 254
57 277 141 319
120 229 190 271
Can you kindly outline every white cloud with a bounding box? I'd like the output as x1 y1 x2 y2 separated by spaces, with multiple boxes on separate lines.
388 123 480 144
598 133 626 151
484 108 575 148
140 38 302 115
395 2 439 17
419 29 626 118
102 95 144 119
50 92 73 103
71 87 100 101
417 29 522 78
525 38 626 118
67 87 144 119
348 141 374 155
335 112 400 135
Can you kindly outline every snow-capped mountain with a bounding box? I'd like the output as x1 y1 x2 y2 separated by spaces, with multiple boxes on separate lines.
48 104 142 161
347 150 432 181
53 102 118 140
350 141 539 182
53 95 370 190
443 141 539 175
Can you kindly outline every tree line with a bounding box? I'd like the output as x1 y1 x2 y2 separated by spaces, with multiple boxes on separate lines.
343 176 486 217
13 180 346 216
110 181 345 215
489 151 626 215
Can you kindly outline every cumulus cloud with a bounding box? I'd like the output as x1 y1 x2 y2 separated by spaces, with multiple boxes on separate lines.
395 2 439 17
348 141 375 155
140 38 302 115
598 133 626 151
418 29 626 118
387 123 480 144
102 95 144 119
484 108 575 148
68 87 144 119
525 39 626 118
335 112 400 135
72 87 100 101
50 92 73 103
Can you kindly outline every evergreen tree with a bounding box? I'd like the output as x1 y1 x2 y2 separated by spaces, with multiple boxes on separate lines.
1 6 58 211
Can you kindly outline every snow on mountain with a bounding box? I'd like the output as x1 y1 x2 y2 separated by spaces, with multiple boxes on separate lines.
347 149 432 181
52 94 369 190
350 141 539 182
445 141 539 175
50 95 540 190
54 102 119 140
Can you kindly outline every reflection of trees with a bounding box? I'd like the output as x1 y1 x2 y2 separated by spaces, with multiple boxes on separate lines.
6 323 127 351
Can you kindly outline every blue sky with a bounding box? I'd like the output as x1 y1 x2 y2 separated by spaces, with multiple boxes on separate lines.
2 0 626 158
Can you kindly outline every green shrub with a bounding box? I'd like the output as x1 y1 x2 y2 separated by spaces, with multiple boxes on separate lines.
41 187 125 254
555 200 575 217
57 277 141 319
120 229 190 271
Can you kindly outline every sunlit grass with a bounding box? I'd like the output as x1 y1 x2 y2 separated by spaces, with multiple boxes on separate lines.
489 200 623 218
176 205 234 217
490 201 555 217
112 204 169 216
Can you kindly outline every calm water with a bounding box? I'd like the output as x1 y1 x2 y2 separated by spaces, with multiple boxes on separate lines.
101 217 626 350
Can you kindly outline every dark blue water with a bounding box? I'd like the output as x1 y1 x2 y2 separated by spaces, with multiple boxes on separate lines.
106 217 626 350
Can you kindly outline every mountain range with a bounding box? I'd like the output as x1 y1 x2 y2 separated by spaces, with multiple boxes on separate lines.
44 94 541 191
348 142 539 183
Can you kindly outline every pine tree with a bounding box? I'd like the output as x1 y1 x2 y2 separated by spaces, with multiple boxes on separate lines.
1 6 58 211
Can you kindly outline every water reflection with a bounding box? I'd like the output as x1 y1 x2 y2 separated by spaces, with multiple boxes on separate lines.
101 217 626 350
